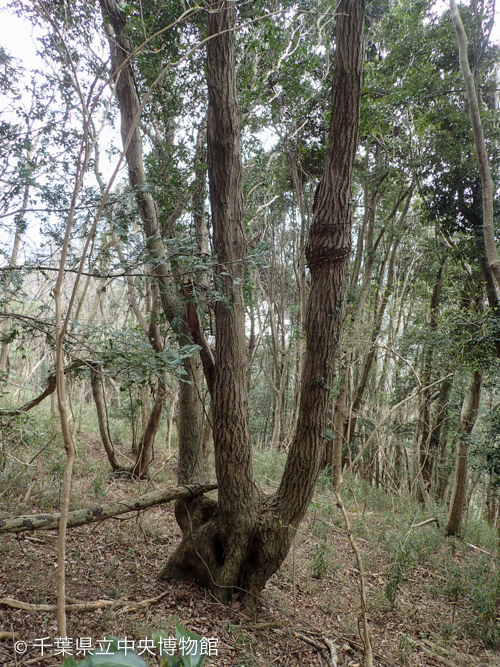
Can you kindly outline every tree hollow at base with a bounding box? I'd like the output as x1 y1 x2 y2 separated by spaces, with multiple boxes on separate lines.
159 497 294 609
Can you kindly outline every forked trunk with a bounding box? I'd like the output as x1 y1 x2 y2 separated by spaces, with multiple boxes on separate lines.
90 365 121 472
132 378 168 479
161 0 365 604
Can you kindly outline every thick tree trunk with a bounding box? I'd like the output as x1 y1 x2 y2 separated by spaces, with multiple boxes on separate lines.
445 371 482 536
206 0 260 584
161 0 259 597
161 0 365 604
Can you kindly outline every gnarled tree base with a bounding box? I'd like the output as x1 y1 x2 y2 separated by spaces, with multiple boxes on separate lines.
159 496 294 609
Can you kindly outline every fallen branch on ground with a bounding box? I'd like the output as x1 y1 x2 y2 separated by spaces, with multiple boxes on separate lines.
466 542 493 555
294 632 336 666
0 590 171 614
400 517 440 550
0 482 217 534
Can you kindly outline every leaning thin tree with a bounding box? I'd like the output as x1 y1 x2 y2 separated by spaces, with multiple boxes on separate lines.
161 0 365 605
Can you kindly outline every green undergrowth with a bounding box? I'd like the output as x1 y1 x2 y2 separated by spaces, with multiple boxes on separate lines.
2 421 500 652
252 447 286 490
0 400 178 517
305 470 500 649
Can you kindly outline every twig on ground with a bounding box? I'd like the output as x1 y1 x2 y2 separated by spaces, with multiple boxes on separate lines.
465 542 492 556
323 638 338 667
0 589 170 614
294 632 331 665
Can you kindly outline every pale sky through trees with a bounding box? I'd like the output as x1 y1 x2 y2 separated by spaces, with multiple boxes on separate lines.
1 0 500 255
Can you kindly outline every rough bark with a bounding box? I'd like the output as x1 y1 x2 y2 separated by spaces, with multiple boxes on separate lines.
161 0 364 604
203 0 260 586
0 484 217 534
254 0 365 593
445 371 482 536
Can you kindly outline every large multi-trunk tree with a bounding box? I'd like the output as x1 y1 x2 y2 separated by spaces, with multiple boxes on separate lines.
160 0 365 603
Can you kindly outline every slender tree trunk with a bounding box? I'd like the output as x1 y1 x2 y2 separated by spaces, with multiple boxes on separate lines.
290 156 308 434
435 416 451 501
132 379 167 478
347 228 404 447
90 366 121 471
201 402 213 468
133 286 169 479
176 357 205 485
100 0 214 489
446 371 482 536
450 0 500 291
417 259 446 503
0 169 31 374
329 179 391 481
332 355 349 489
426 374 453 497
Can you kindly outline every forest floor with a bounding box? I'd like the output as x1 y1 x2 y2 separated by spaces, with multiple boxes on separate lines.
1 418 500 667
